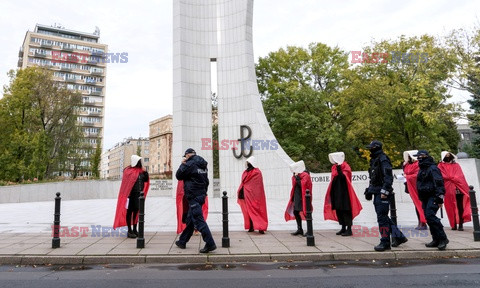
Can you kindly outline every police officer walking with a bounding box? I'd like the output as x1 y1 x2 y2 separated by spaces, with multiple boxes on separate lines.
365 140 408 251
175 148 217 253
415 150 449 250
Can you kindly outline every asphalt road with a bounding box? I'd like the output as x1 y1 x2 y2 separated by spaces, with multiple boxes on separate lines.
1 258 479 288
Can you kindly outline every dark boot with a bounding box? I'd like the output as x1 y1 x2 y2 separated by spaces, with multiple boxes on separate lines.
425 240 439 248
391 237 408 247
127 231 137 238
458 219 464 231
451 224 457 230
132 224 138 236
248 219 254 232
374 242 391 252
437 239 449 250
336 225 346 235
291 229 304 236
341 226 352 236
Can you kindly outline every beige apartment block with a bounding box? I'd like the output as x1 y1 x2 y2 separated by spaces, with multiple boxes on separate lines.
18 24 108 177
149 115 173 179
101 138 150 180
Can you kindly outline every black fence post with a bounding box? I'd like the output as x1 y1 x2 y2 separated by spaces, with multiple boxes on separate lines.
469 186 480 241
222 191 230 248
136 191 145 248
305 189 315 246
52 192 61 248
390 192 398 226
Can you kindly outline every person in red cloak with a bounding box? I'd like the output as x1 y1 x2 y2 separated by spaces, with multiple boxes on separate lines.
324 152 362 236
176 180 209 234
402 150 427 230
438 151 472 231
285 160 313 236
237 156 268 234
113 155 150 238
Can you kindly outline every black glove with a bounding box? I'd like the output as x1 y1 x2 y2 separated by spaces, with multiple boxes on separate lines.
434 195 444 205
364 188 373 201
404 182 409 194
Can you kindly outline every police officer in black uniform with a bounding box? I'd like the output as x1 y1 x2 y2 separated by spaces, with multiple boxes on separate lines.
365 140 408 251
415 150 449 250
175 148 217 253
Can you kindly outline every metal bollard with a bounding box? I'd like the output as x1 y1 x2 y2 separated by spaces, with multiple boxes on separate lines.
136 191 145 248
305 189 315 246
52 192 61 248
222 191 230 248
469 186 480 241
390 192 397 226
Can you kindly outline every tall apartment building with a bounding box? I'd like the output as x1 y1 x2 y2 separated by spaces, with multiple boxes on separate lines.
149 115 173 178
101 137 150 180
18 24 107 177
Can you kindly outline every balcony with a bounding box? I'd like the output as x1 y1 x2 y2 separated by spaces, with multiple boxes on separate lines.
90 90 102 96
18 50 23 57
60 66 72 72
35 52 47 58
91 70 103 76
66 78 77 83
17 58 23 68
40 42 52 48
62 46 74 52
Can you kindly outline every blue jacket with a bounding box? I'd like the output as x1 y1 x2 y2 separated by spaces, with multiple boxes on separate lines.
368 150 393 194
176 155 209 199
416 156 445 202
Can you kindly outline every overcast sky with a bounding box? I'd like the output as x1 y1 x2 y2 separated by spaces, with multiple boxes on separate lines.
0 0 479 150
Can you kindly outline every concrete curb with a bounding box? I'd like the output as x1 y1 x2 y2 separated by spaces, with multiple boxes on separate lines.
1 250 479 265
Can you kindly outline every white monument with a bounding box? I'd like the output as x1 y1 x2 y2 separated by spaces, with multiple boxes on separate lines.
172 0 294 198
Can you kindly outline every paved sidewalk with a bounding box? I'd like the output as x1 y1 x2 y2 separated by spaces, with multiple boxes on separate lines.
1 197 479 264
1 228 480 265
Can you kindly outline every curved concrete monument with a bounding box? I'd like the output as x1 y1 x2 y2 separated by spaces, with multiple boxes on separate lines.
173 0 294 198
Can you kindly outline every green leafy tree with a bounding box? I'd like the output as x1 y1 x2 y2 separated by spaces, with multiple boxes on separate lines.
256 43 350 172
91 138 102 178
0 67 82 181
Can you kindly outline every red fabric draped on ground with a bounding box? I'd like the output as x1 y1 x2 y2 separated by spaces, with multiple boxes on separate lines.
284 171 313 221
438 162 472 227
404 161 426 223
236 168 268 231
113 167 150 229
323 162 362 221
176 180 209 234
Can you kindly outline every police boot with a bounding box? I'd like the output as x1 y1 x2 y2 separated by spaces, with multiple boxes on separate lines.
425 240 439 248
374 242 391 252
391 237 408 247
437 239 449 250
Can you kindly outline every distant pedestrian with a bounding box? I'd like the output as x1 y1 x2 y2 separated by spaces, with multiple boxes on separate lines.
415 150 449 250
285 160 313 236
237 156 268 234
438 151 472 231
365 140 408 251
324 152 362 236
113 155 150 238
403 150 427 230
175 148 216 253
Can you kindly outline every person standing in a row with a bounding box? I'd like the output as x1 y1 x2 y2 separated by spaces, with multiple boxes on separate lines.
324 152 362 236
237 156 268 234
415 150 449 250
438 151 472 231
113 155 150 238
285 160 313 236
176 179 209 235
403 150 427 230
175 148 216 253
365 140 408 251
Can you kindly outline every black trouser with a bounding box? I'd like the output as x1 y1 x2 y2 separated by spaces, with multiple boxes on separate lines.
126 209 138 233
178 195 215 247
456 193 464 225
335 210 352 226
422 197 447 242
294 210 303 231
374 194 406 243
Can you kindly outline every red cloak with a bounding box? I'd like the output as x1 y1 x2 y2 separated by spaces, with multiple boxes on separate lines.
176 180 209 234
237 168 268 231
285 171 313 221
113 167 150 229
323 162 362 221
403 161 426 223
438 162 472 227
